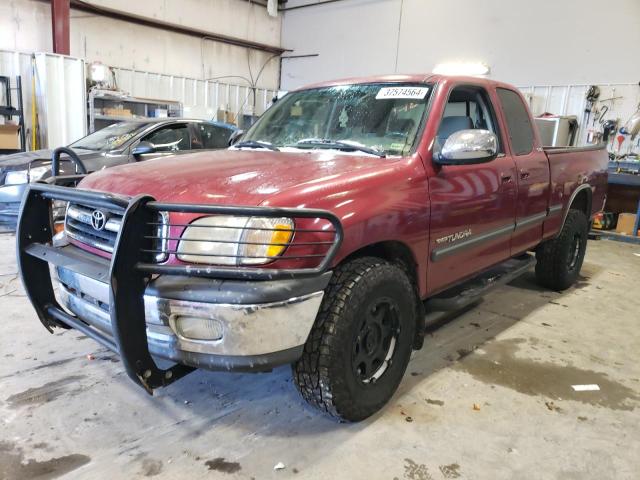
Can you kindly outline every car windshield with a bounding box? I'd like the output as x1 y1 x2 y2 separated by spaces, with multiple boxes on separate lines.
241 83 431 156
70 121 150 151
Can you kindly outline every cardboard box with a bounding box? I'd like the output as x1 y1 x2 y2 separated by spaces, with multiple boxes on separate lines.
0 124 20 149
616 213 639 235
216 109 236 125
103 107 132 117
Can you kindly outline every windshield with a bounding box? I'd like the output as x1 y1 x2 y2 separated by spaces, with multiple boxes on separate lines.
242 83 431 156
70 122 150 151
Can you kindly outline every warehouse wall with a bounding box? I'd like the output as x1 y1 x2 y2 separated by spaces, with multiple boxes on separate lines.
0 0 282 89
0 48 278 149
280 0 640 90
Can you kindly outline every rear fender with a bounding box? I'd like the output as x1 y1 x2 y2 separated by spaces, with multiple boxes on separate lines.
558 184 592 234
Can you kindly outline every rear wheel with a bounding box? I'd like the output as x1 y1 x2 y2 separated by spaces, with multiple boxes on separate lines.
292 257 417 422
535 209 588 291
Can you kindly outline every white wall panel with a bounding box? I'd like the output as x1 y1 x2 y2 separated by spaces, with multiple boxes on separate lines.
281 0 402 88
0 50 86 149
281 0 640 90
0 0 282 90
0 49 276 150
36 53 87 148
111 67 276 121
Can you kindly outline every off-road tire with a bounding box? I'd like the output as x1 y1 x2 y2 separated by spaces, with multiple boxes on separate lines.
292 257 417 422
535 209 588 291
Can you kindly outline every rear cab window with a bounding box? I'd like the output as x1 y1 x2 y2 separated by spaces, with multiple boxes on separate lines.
496 88 535 155
197 124 233 149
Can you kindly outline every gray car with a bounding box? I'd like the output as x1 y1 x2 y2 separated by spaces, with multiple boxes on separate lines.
0 118 238 226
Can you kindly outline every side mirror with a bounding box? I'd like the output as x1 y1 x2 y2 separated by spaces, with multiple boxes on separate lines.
228 129 244 146
436 129 498 165
131 141 156 156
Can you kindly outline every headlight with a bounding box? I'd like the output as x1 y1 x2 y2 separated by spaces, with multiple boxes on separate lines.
177 215 294 265
4 170 28 185
4 166 48 185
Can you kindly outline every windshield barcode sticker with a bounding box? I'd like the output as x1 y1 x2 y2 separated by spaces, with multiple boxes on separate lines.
376 87 429 100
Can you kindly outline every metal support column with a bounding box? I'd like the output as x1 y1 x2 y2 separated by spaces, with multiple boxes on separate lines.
51 0 71 55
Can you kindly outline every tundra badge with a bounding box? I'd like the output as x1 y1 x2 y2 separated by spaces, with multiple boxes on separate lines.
436 229 472 244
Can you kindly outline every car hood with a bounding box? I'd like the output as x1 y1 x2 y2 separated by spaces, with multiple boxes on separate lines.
78 149 392 206
0 148 101 169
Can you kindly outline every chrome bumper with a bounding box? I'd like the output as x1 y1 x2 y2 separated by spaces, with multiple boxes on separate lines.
55 266 325 370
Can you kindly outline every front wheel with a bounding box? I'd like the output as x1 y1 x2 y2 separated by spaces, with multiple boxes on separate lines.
292 257 417 422
535 209 588 291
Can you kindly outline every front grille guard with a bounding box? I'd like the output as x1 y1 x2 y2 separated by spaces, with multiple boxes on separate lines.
17 183 343 393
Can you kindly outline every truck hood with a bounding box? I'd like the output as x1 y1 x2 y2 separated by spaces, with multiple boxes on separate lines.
0 148 103 170
78 149 391 206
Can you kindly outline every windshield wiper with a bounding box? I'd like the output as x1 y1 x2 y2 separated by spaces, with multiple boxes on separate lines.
292 139 386 158
233 140 280 151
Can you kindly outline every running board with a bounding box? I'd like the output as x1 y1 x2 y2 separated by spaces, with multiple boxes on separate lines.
423 254 536 324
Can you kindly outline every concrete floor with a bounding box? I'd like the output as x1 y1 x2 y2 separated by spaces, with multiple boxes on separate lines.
1 233 639 480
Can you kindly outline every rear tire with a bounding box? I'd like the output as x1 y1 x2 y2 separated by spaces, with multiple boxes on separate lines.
292 257 417 422
535 209 588 291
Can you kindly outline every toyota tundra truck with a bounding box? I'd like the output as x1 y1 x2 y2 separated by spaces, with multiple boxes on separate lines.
16 75 608 422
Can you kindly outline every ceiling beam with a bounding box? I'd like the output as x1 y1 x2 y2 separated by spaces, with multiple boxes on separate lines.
51 0 71 55
39 0 288 55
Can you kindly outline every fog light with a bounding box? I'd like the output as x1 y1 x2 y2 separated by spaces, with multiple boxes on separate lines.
173 316 224 341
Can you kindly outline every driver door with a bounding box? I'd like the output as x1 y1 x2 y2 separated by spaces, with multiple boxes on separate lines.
427 84 517 294
131 123 191 161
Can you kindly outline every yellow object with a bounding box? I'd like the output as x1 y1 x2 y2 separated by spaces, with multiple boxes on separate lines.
592 213 604 230
31 56 38 150
266 224 294 257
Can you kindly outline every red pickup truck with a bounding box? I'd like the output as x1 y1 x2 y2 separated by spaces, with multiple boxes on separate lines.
17 75 608 422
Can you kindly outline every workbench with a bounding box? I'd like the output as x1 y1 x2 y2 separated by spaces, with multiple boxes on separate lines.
600 162 640 243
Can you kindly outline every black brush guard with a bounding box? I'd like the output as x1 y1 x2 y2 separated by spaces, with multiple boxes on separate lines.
17 183 343 393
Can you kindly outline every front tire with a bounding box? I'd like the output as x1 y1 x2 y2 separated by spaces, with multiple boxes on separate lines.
535 209 588 291
292 257 417 422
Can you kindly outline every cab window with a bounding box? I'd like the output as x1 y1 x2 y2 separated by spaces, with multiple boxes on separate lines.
197 124 233 149
143 124 191 152
436 86 502 153
496 88 535 155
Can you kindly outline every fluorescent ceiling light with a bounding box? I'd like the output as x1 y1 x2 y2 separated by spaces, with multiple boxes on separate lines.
432 62 490 76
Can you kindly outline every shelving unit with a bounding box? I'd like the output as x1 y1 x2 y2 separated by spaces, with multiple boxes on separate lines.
595 160 640 244
87 88 182 133
0 76 26 154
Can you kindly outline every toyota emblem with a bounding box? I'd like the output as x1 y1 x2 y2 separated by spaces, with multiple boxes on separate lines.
91 210 107 231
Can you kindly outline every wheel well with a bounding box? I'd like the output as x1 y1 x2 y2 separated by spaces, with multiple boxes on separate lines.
342 241 425 349
569 187 592 217
344 241 418 288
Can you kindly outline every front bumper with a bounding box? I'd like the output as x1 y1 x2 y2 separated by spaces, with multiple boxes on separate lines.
17 183 342 393
54 255 329 371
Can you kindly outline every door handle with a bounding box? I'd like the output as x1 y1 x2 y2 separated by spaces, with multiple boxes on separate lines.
520 170 530 180
500 173 513 183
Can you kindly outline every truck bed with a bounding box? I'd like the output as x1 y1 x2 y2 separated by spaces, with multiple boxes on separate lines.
541 142 609 239
543 143 607 155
